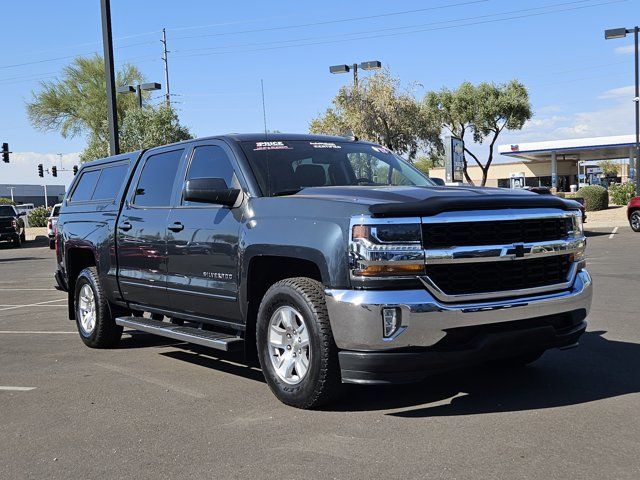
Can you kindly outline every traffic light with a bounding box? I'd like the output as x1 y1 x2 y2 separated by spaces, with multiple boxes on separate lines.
51 166 57 177
38 164 44 177
1 143 8 163
73 165 78 175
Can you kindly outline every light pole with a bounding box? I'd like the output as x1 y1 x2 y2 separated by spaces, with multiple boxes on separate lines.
605 26 640 196
7 186 15 203
329 60 382 88
100 0 119 156
117 82 162 108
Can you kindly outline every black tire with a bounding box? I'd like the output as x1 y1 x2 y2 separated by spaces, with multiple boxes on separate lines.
49 239 55 250
20 231 26 243
13 235 21 248
630 210 640 232
257 277 341 409
487 350 545 368
74 267 123 348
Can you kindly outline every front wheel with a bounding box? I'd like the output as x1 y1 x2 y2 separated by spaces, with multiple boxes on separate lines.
257 277 341 409
74 267 123 348
630 210 640 232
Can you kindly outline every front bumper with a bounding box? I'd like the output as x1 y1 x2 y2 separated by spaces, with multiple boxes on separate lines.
325 269 592 384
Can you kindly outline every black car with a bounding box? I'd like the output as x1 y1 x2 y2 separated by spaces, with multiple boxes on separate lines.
0 204 26 247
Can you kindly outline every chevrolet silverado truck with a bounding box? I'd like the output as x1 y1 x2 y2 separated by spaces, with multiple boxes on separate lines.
0 204 27 247
54 134 592 408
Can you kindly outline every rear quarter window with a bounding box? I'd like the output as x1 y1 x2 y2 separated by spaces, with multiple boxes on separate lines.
70 170 100 202
92 164 128 201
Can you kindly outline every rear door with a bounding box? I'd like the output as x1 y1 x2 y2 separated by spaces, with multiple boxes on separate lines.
165 140 244 324
117 147 185 310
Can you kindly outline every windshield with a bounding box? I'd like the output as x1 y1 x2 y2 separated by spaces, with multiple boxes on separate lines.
0 206 16 216
240 140 434 196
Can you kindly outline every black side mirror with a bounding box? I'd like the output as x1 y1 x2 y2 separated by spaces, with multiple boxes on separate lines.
184 177 240 207
429 177 446 186
18 211 26 217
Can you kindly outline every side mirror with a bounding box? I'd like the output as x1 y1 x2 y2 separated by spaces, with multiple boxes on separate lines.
18 211 26 217
183 177 240 207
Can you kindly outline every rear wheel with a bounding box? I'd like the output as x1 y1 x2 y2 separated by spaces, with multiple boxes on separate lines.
630 210 640 232
74 267 123 348
20 231 26 243
257 277 341 409
12 235 21 248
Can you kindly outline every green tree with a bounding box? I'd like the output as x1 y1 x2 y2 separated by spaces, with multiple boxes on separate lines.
424 80 532 186
0 198 16 205
598 159 620 177
80 106 193 161
310 71 441 161
27 55 144 144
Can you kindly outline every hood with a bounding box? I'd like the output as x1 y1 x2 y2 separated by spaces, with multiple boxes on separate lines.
291 185 578 217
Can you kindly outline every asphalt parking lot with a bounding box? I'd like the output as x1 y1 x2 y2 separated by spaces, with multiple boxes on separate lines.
1 228 639 480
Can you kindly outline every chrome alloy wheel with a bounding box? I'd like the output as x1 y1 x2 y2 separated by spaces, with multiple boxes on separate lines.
78 284 97 335
268 305 311 385
631 211 640 231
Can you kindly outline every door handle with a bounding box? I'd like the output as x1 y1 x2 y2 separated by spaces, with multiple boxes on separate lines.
118 222 132 232
168 222 184 232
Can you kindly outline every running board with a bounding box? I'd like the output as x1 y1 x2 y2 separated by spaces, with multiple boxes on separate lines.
115 316 244 352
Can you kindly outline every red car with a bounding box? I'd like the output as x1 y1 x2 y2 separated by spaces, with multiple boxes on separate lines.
628 196 640 232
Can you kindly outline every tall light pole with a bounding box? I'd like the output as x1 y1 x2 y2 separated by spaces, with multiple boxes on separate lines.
329 60 382 88
117 82 162 108
605 26 640 196
100 0 119 156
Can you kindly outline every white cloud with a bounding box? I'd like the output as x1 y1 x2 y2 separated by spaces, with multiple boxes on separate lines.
614 44 634 55
598 85 635 99
0 151 80 188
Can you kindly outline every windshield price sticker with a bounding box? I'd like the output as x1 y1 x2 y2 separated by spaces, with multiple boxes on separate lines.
254 141 292 151
309 142 341 149
371 146 390 154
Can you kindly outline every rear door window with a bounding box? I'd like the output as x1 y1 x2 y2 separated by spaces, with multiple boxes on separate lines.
92 164 128 201
133 149 183 207
70 170 100 202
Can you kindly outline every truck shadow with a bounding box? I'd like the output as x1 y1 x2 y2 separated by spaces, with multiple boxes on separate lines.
329 331 640 415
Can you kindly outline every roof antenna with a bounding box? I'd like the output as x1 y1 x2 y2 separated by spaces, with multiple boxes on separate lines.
261 79 272 196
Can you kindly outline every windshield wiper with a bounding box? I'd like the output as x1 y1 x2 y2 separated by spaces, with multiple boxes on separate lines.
271 188 303 197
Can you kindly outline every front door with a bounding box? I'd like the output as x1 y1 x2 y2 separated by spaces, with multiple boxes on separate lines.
165 141 244 325
117 147 185 310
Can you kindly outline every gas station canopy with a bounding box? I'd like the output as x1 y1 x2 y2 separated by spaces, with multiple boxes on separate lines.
499 134 637 162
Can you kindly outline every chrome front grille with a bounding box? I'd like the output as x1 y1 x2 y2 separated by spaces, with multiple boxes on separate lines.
420 209 585 302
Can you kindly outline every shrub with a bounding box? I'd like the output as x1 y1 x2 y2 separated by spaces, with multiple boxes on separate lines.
0 197 15 205
609 182 636 206
576 185 608 211
27 206 51 227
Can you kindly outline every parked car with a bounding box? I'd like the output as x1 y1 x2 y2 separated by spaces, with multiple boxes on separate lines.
627 196 640 232
0 204 27 247
55 134 592 409
47 203 62 249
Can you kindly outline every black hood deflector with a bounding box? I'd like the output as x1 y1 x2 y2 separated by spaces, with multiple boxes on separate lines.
370 193 576 217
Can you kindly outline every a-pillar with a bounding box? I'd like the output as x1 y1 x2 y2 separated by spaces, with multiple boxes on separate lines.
551 150 558 191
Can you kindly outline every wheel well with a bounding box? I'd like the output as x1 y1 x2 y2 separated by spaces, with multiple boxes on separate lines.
244 256 322 364
629 207 639 219
66 248 97 320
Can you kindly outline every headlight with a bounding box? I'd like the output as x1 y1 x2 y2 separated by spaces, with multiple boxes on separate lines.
571 212 583 236
349 219 424 277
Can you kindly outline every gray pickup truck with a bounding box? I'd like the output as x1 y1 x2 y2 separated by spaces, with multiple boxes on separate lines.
54 133 592 408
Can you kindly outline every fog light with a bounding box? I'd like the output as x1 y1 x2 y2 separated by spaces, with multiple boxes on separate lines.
382 307 400 338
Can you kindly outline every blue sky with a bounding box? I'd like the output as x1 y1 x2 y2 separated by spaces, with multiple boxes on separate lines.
0 0 637 185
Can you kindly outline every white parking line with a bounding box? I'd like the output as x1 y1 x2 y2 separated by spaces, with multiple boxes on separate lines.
0 305 66 308
0 299 66 312
0 386 36 391
0 331 75 334
609 226 619 239
0 288 59 291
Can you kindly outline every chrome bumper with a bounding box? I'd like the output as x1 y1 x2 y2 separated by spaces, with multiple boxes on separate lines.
325 269 592 351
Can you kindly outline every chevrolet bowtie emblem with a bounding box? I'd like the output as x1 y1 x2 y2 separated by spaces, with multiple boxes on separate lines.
513 243 526 258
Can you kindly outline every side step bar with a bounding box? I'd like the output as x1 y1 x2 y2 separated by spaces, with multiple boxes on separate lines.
115 316 244 352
